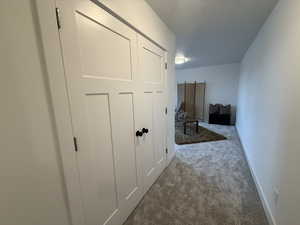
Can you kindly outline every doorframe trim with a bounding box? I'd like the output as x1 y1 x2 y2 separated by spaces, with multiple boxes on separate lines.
34 1 85 225
90 0 167 52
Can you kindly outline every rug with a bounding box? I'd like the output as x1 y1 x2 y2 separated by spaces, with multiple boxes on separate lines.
175 121 226 145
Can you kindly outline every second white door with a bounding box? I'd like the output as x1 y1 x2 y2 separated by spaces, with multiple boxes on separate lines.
138 35 167 193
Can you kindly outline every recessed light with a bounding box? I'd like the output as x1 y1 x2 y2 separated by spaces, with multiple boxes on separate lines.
175 56 189 65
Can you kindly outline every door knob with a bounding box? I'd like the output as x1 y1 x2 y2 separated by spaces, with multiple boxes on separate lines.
136 130 143 137
142 128 149 134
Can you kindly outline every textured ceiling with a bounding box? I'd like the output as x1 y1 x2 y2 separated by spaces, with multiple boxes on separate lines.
145 0 278 69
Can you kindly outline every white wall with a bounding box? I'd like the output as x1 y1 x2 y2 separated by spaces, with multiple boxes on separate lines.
0 0 175 225
176 63 240 124
0 1 71 225
236 1 300 225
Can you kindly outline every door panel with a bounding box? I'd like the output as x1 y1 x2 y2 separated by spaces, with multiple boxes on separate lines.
141 48 162 83
111 93 139 200
76 12 132 81
139 36 165 86
154 91 166 174
58 1 143 225
138 35 167 192
81 94 119 225
141 92 156 188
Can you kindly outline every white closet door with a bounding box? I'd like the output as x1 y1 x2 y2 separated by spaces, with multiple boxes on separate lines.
138 35 167 192
57 0 144 225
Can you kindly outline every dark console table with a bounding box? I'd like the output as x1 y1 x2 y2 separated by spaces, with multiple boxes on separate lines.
183 120 199 135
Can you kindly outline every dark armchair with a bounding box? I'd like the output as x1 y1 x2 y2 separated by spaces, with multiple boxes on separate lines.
209 104 231 125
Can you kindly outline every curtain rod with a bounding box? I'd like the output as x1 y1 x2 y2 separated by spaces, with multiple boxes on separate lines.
178 81 206 84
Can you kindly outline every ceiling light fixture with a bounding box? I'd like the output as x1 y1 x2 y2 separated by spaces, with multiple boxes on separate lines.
175 56 189 65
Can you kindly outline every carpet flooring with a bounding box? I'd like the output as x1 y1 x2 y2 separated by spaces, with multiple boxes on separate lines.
175 122 227 145
124 123 269 225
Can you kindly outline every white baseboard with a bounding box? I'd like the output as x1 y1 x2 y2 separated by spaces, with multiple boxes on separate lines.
166 150 176 166
235 127 277 225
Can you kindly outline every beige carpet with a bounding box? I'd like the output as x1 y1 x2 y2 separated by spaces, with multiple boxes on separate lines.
124 123 269 225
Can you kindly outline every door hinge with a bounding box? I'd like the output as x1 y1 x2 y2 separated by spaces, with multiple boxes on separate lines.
73 137 78 152
165 63 168 70
165 107 168 115
55 7 61 30
166 148 168 154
